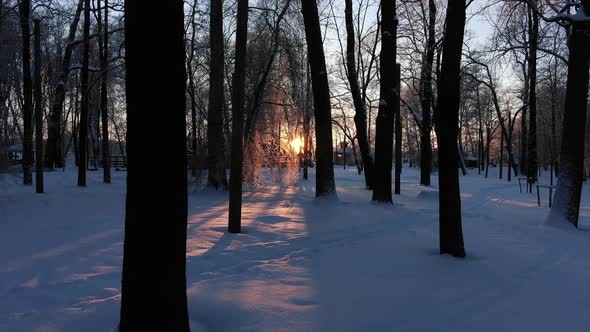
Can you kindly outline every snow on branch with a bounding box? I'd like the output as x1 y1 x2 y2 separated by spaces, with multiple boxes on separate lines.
536 0 590 25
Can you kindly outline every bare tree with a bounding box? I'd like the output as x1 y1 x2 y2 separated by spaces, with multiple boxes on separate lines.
228 0 249 233
45 0 84 169
77 0 90 187
419 0 436 186
98 0 110 183
208 0 228 189
436 0 466 257
302 0 336 197
33 15 42 193
19 0 33 185
344 0 375 189
549 0 590 227
372 0 397 202
526 0 539 189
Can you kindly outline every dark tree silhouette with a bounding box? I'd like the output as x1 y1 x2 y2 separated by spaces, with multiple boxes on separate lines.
372 0 397 202
345 0 375 190
228 0 249 233
119 1 190 331
19 0 33 185
394 64 401 195
526 1 539 189
436 0 466 257
419 0 436 186
550 1 590 228
98 0 111 183
77 0 90 187
207 0 228 189
302 0 336 197
33 17 43 193
45 0 84 169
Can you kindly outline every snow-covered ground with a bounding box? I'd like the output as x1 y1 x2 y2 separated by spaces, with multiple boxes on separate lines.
1 166 590 331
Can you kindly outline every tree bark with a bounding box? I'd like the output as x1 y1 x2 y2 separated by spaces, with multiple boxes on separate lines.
550 18 590 228
301 0 336 197
19 0 33 185
394 64 402 195
45 0 84 169
344 0 374 189
77 0 90 187
207 0 228 189
526 2 539 188
520 63 529 175
33 18 43 193
419 0 436 186
98 0 111 183
436 0 466 257
119 1 190 330
228 0 248 234
372 0 397 202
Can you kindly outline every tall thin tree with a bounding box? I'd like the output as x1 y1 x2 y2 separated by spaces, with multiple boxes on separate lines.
372 0 397 202
436 0 467 257
98 0 111 183
394 63 401 195
207 0 228 189
228 0 249 233
77 0 90 187
19 0 33 185
33 16 43 193
119 1 190 330
526 0 539 190
301 0 336 197
45 0 84 169
344 0 375 189
419 0 436 186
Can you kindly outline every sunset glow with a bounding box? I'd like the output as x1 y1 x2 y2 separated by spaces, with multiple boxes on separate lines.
290 137 303 154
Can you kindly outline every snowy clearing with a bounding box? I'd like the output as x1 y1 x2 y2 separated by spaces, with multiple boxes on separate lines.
1 167 590 331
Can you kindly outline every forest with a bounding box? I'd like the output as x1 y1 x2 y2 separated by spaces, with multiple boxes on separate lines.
1 0 590 331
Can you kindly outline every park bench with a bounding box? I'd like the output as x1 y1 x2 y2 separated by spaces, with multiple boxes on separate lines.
111 155 127 170
90 155 128 170
536 184 556 208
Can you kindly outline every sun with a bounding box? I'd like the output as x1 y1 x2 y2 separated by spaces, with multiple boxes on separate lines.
290 137 304 154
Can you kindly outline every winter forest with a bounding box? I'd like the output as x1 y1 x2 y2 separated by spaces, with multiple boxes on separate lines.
1 0 590 330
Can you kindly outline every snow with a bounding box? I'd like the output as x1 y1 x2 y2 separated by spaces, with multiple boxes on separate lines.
1 166 590 331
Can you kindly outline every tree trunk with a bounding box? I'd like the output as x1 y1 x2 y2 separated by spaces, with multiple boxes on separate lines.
302 0 336 197
436 0 466 257
119 1 190 330
499 121 504 180
98 0 111 183
345 0 374 189
549 19 590 228
550 75 557 186
372 0 397 203
303 65 312 181
33 18 43 193
45 0 84 169
207 0 227 189
526 2 539 188
187 66 198 176
420 0 436 186
19 0 33 185
228 0 248 234
77 0 90 187
394 64 402 195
